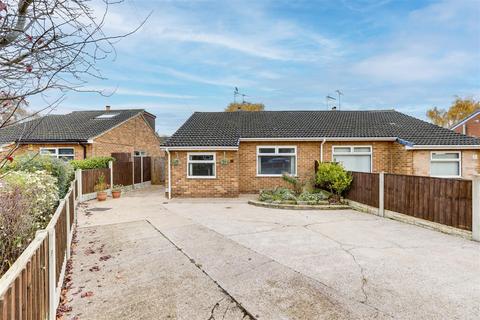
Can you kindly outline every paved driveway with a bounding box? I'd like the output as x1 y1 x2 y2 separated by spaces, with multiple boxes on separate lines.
67 186 480 319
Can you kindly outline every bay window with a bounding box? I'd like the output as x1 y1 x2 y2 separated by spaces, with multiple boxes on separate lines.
430 152 461 177
332 146 372 173
187 153 216 178
257 146 296 176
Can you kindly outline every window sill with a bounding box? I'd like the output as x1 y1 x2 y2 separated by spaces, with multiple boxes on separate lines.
187 176 217 179
256 174 297 178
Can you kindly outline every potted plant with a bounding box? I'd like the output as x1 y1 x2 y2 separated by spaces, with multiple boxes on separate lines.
94 173 109 201
112 184 123 199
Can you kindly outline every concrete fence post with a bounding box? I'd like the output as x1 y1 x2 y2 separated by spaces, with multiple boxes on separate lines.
379 172 385 217
140 156 144 184
472 176 480 241
65 197 71 259
76 169 83 202
48 227 56 320
108 161 114 190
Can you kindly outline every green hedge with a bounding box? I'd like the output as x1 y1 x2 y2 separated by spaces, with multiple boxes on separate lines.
70 156 114 170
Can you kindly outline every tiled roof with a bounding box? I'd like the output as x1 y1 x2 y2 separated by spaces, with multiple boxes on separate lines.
164 110 480 147
0 109 144 144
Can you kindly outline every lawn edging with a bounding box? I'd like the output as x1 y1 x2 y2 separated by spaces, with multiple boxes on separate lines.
248 200 351 210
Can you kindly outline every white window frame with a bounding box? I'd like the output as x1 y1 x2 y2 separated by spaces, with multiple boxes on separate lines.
430 151 461 178
40 147 75 160
256 146 297 177
187 152 216 179
332 145 373 173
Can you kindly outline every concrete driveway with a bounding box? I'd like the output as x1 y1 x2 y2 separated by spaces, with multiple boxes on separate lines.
67 186 480 320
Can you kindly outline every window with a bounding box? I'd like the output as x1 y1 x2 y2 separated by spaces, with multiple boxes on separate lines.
257 146 296 176
430 152 461 177
40 147 75 161
95 113 119 119
332 146 372 173
187 153 216 178
134 150 147 157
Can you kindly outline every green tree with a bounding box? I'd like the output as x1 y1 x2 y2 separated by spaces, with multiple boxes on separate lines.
225 102 265 112
426 97 480 128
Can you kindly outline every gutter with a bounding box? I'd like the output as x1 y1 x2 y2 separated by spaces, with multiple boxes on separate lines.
160 146 238 151
405 145 480 150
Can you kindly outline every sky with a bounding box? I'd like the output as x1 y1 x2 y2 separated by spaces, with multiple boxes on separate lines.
33 0 480 135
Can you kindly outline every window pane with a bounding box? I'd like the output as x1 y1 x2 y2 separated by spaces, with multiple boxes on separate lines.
333 147 351 153
353 147 371 153
258 148 275 154
259 156 295 175
189 163 214 176
278 148 295 154
58 148 74 155
333 155 371 173
190 154 214 161
432 152 459 160
40 149 56 155
431 162 459 176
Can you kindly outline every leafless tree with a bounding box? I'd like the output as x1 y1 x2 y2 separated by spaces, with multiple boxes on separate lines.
0 0 147 167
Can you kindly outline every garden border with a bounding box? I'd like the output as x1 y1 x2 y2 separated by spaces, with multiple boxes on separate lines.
248 200 351 210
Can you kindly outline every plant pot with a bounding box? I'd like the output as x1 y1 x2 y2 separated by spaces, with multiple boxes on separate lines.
112 190 121 199
97 191 107 201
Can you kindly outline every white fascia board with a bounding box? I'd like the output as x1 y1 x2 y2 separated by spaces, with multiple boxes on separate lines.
239 137 398 142
405 145 480 150
161 146 239 151
450 110 480 129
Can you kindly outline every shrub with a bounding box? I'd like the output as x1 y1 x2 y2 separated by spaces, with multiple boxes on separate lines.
94 173 109 192
259 187 296 203
2 171 59 229
297 191 329 203
70 156 114 170
315 162 352 197
0 186 35 276
4 153 74 198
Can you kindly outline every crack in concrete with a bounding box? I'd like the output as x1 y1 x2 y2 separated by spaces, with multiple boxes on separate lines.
207 297 225 320
145 220 256 320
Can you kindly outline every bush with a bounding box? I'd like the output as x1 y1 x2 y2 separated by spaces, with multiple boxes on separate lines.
2 171 59 229
315 162 352 197
297 191 329 203
259 187 296 203
0 186 35 276
4 153 74 198
70 156 114 170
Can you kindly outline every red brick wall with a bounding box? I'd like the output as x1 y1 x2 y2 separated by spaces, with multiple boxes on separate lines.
90 115 163 158
167 150 239 197
5 143 85 160
453 113 480 138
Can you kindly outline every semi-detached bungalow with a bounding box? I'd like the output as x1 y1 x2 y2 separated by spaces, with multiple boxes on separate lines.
162 110 480 198
0 107 163 160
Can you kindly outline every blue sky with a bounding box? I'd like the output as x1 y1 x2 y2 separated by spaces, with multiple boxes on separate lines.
34 0 480 135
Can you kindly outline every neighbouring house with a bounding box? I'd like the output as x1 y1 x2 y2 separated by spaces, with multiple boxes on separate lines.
451 110 480 138
162 110 480 198
0 106 163 160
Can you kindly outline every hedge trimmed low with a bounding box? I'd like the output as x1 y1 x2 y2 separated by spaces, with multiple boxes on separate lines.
70 156 114 170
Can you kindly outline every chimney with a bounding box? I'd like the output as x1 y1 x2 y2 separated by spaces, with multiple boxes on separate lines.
105 105 111 111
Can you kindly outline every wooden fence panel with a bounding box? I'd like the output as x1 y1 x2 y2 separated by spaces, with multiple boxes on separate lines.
112 161 133 186
151 157 165 185
143 157 151 182
384 174 471 231
134 157 141 184
54 205 68 285
69 192 74 229
81 168 110 194
0 234 50 320
345 172 379 208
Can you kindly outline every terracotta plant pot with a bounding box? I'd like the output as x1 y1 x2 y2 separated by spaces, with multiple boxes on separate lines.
97 191 107 201
112 190 121 199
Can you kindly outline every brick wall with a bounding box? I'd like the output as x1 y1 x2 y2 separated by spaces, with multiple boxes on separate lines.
413 150 479 179
167 140 479 197
167 150 239 197
90 115 163 158
453 113 480 138
4 143 85 160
